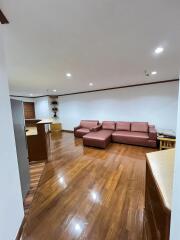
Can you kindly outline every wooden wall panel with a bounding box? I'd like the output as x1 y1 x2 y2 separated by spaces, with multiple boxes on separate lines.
23 102 35 119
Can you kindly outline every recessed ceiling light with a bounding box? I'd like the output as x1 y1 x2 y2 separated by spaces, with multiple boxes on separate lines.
151 71 157 75
53 89 57 92
154 47 164 54
66 73 72 78
29 93 33 96
89 82 93 86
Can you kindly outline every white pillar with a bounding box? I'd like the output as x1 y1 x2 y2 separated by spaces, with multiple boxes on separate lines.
0 27 24 239
170 78 180 239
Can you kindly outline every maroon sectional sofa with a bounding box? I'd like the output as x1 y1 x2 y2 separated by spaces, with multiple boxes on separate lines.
74 120 100 138
74 120 157 149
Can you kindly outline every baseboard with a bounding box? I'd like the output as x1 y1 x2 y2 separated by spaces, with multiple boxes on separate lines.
16 217 25 240
62 130 74 133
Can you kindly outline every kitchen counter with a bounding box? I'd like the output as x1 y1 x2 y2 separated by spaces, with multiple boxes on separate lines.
25 119 51 162
146 149 175 210
37 119 53 124
145 148 175 240
26 127 38 136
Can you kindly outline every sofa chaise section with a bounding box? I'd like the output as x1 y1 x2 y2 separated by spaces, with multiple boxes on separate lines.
83 121 115 148
74 120 100 138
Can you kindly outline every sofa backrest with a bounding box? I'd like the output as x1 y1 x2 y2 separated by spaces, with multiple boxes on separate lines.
131 122 149 133
116 121 131 131
102 121 115 130
80 120 99 129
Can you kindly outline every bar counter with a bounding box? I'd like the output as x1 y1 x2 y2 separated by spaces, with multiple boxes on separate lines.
25 119 52 162
145 149 175 240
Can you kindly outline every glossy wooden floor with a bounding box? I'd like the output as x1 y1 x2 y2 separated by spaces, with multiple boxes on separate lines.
24 162 45 216
22 132 155 240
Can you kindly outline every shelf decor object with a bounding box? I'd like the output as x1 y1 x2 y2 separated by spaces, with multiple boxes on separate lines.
50 98 59 118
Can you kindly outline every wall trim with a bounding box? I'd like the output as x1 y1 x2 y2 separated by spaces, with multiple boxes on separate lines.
10 79 179 99
62 130 74 133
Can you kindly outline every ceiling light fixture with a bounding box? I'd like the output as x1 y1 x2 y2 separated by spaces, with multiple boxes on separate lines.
29 93 33 96
53 89 57 92
154 47 164 54
66 73 72 78
151 71 157 75
89 82 93 86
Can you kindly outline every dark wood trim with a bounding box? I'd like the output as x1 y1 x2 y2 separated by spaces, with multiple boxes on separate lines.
0 9 9 24
62 130 74 133
10 79 179 99
57 79 179 97
15 217 25 240
11 95 36 99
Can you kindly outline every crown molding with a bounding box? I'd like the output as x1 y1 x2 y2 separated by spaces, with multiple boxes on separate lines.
10 79 179 99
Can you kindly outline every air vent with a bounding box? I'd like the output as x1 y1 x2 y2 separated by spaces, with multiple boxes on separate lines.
0 9 9 24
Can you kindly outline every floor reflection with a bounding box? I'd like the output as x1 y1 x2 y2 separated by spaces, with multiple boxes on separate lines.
90 190 101 204
58 173 68 189
68 216 88 238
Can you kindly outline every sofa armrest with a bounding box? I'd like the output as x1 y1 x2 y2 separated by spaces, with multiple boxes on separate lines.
91 124 102 132
149 125 157 140
74 125 81 132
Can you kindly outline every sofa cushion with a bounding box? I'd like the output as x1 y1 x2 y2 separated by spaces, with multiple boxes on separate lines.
131 122 148 133
84 130 113 141
102 121 115 130
76 128 90 134
116 121 131 131
80 120 99 129
112 131 149 140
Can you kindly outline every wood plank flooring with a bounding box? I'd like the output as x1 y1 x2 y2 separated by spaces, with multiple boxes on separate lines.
24 162 45 216
22 132 155 240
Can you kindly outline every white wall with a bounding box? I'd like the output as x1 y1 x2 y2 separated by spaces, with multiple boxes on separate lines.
170 79 180 240
35 96 61 122
35 96 50 119
60 81 179 131
0 28 24 239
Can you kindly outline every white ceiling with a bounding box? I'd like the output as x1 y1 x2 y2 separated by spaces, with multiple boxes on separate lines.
2 0 180 96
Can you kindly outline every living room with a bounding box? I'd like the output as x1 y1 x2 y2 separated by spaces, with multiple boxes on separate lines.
0 1 180 240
